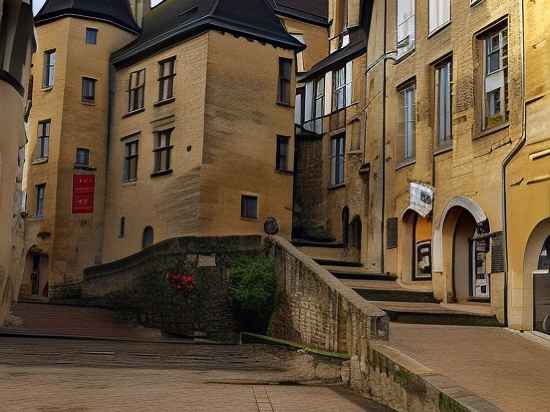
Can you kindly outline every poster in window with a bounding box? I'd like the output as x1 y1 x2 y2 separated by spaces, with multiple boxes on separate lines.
72 174 95 214
415 240 432 279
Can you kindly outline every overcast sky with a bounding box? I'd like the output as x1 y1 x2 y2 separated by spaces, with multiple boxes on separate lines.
33 0 164 15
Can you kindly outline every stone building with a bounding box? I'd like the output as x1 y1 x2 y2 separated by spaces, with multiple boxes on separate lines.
0 0 35 322
363 0 524 324
293 0 370 263
22 0 326 296
504 0 550 336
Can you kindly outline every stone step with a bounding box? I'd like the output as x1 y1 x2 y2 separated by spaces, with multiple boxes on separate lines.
313 258 363 268
376 302 501 327
352 284 438 303
326 266 398 281
292 239 343 248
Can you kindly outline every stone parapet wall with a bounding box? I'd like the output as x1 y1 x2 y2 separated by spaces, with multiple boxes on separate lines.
267 235 389 352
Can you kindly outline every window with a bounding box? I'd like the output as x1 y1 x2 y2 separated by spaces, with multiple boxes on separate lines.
35 184 45 217
483 26 508 129
123 140 139 182
119 217 125 239
276 136 290 171
82 77 96 102
333 63 352 111
241 195 258 219
429 0 450 34
339 0 348 33
75 148 90 166
399 84 416 161
303 77 325 133
158 58 176 101
435 59 452 147
153 129 173 173
396 0 415 57
128 69 145 112
330 134 345 186
85 28 98 44
142 226 154 249
43 50 55 88
277 58 292 105
37 120 50 160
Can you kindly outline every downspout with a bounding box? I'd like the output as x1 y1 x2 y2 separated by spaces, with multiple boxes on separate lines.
501 0 526 327
380 0 388 273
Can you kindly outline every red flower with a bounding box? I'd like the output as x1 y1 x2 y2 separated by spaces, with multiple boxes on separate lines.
167 272 195 294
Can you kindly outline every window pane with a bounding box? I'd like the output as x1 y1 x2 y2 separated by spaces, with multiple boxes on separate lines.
86 28 97 44
241 196 258 219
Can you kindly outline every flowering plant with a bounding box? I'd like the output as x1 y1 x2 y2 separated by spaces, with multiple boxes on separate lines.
166 272 195 294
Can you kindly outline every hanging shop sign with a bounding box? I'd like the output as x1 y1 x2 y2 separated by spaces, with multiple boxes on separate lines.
409 182 434 218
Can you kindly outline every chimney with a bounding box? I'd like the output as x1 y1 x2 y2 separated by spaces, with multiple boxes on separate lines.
129 0 151 28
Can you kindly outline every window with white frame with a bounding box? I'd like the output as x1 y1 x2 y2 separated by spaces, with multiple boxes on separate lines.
128 69 145 112
429 0 450 34
483 25 508 130
43 49 55 88
35 184 46 217
153 129 173 174
123 139 139 182
399 83 416 161
158 57 176 102
37 120 50 160
435 59 452 147
333 63 352 111
396 0 415 57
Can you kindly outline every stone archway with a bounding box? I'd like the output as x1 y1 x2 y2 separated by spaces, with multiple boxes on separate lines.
523 218 550 334
399 209 433 283
433 197 489 302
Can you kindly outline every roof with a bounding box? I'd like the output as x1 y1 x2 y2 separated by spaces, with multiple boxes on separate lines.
34 0 140 33
112 0 305 68
268 0 329 26
299 1 374 82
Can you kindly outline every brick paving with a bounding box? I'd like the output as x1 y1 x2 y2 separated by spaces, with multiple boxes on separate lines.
390 323 550 412
0 337 390 412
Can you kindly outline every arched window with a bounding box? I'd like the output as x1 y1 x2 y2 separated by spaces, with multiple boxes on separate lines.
342 207 349 247
350 216 362 250
142 226 154 249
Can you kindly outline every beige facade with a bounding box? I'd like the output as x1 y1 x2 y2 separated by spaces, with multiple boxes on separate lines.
0 0 34 322
22 17 137 295
505 0 550 334
363 0 524 323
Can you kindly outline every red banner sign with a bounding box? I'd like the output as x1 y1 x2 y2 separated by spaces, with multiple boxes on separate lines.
72 175 95 214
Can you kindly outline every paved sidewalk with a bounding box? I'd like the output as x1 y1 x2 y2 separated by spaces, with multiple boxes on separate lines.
390 323 550 412
0 337 390 412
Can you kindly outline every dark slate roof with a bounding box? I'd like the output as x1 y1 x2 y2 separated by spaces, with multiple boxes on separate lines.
112 0 305 68
268 0 329 26
299 1 373 81
34 0 140 33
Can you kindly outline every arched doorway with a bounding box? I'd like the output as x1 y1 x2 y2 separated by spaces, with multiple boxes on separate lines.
25 248 49 298
350 216 362 251
142 226 154 249
452 209 490 301
341 207 349 247
400 210 432 282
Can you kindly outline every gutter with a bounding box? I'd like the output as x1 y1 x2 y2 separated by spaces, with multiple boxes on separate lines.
501 0 527 327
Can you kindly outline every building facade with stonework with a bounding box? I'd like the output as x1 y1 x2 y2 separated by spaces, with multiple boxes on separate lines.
293 0 370 264
504 0 550 335
22 0 326 296
0 0 35 322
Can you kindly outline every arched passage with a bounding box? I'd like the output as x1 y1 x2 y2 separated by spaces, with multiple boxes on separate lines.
399 209 433 282
434 197 490 302
341 207 349 247
524 218 550 334
350 215 362 251
142 226 154 249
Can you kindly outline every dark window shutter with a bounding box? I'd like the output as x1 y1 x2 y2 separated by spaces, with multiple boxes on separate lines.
387 218 398 249
491 231 505 273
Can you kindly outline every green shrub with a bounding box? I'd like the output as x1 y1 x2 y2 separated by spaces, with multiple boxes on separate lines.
230 254 276 333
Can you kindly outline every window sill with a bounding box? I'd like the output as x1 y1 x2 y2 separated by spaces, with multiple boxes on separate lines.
433 145 453 156
275 169 293 176
122 108 145 118
241 217 258 222
81 100 96 106
395 48 415 64
348 150 362 155
328 183 346 191
154 97 176 107
74 165 96 171
27 216 45 221
427 21 452 39
474 122 509 140
32 158 49 165
41 86 53 92
122 180 137 187
276 101 293 108
395 158 416 171
151 169 173 178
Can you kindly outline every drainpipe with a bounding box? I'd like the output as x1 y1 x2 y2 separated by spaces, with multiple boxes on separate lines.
380 0 387 273
501 0 527 327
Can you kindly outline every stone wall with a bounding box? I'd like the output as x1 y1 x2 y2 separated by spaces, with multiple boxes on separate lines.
267 236 502 411
78 235 263 341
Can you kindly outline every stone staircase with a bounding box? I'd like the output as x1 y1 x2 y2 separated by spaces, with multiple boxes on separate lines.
294 240 500 327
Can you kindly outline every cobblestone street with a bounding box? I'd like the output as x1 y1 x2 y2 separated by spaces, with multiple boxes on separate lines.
0 337 390 412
